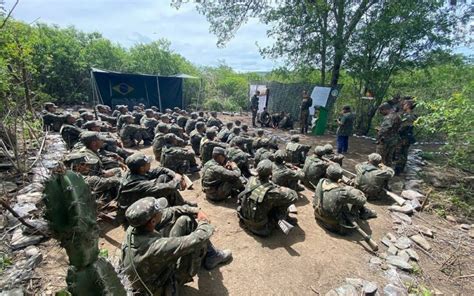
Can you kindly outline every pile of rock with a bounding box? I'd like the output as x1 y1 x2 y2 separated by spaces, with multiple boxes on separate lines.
325 278 379 296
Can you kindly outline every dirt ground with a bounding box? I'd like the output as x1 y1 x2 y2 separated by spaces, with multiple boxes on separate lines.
33 114 473 295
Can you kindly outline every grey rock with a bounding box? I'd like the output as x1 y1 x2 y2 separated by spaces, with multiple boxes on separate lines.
460 224 470 230
389 204 414 215
363 282 378 296
418 226 434 238
397 250 410 262
370 257 383 265
391 212 412 225
397 273 415 286
345 278 365 288
22 219 49 235
0 213 6 230
16 192 42 204
24 246 40 258
381 236 394 247
11 203 37 218
446 215 457 223
404 180 423 191
394 236 412 250
401 190 424 201
388 245 398 255
405 249 419 261
386 255 413 271
409 199 421 211
469 229 474 239
410 234 432 251
0 288 24 296
17 183 44 195
387 232 397 242
10 228 43 250
325 290 339 296
383 284 407 296
379 252 388 259
334 284 358 296
0 181 18 193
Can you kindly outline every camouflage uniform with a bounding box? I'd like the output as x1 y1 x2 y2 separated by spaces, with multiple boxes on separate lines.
355 154 394 201
226 144 251 178
299 95 313 134
395 112 417 174
176 115 188 128
279 113 293 129
376 111 401 166
97 113 117 126
120 115 153 148
141 113 159 139
184 118 197 135
302 146 328 189
201 155 244 202
60 124 83 149
189 126 205 156
323 144 344 166
217 125 233 143
121 197 214 295
285 136 310 166
152 124 169 161
206 113 223 129
238 160 298 236
271 150 304 191
42 106 66 132
160 134 199 174
200 132 227 164
251 94 259 127
254 147 275 166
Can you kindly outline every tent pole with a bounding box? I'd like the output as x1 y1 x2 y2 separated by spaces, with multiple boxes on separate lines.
156 77 162 111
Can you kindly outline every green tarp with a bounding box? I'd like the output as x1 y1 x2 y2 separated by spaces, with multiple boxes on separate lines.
91 68 183 110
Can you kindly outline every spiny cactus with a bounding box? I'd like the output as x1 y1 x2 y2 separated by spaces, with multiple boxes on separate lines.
43 171 126 295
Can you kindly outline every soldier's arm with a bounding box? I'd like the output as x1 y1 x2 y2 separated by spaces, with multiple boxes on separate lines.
169 205 200 217
146 221 214 260
378 118 392 137
376 165 395 178
126 179 178 196
265 187 298 205
343 186 367 206
213 165 242 181
149 167 176 179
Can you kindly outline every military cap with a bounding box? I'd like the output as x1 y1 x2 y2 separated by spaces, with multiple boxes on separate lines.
157 123 169 132
291 135 299 142
138 103 146 107
78 108 88 114
121 114 134 121
378 102 392 110
368 153 382 164
212 147 226 156
118 105 128 110
314 146 325 156
145 109 154 114
44 102 58 109
80 131 104 144
126 153 151 170
171 112 179 117
326 164 343 180
241 124 248 130
257 129 264 135
83 121 100 129
274 150 286 163
165 108 172 113
206 129 217 138
126 197 168 227
96 104 106 109
257 159 273 177
164 133 177 143
209 126 219 133
226 122 234 128
161 114 170 120
190 112 198 119
80 112 94 119
63 152 98 166
323 144 334 153
232 127 241 134
234 119 241 125
210 111 217 117
173 107 180 111
196 121 206 129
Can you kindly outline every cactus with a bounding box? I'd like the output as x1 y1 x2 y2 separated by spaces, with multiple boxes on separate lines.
43 171 126 295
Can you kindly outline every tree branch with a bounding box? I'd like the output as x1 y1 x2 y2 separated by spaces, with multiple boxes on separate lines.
0 0 20 30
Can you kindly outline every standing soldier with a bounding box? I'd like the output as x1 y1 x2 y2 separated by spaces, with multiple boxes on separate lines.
238 159 298 237
299 90 313 134
355 153 395 201
336 105 355 154
395 100 417 175
250 90 260 127
376 103 401 166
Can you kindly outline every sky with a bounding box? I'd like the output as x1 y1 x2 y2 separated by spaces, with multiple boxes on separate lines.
8 0 278 72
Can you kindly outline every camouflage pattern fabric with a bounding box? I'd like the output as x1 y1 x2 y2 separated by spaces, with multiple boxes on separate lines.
272 163 304 191
376 113 401 166
189 130 204 155
200 138 226 164
176 115 188 128
84 175 120 201
201 159 243 201
206 117 223 129
226 146 251 177
254 147 274 166
184 119 197 135
395 112 417 173
60 124 83 149
120 123 152 148
285 142 310 165
160 146 197 174
302 155 328 189
42 111 66 132
355 162 394 201
152 132 166 161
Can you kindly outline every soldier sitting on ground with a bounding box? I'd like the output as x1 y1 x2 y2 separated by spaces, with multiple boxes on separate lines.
96 104 117 126
285 135 311 166
118 153 196 225
254 139 277 166
226 137 252 178
206 111 223 129
226 126 241 144
42 102 66 132
176 110 188 128
201 147 245 202
272 150 305 192
169 122 189 141
121 197 232 295
259 107 271 127
120 114 153 148
152 123 170 161
323 144 344 166
279 112 293 130
189 122 206 156
252 129 268 150
313 164 377 235
302 146 329 190
63 152 120 202
131 105 145 124
184 112 198 135
82 121 132 160
238 159 298 237
161 133 200 174
200 129 227 164
355 153 395 201
140 109 159 138
60 114 82 149
75 112 94 129
217 122 234 143
116 105 130 131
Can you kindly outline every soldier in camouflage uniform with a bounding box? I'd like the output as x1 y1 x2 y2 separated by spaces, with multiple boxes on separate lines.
169 123 189 141
140 109 159 138
302 146 329 190
63 153 120 201
226 126 241 143
279 112 293 130
394 100 417 175
75 112 94 129
118 153 196 225
252 129 268 150
313 164 377 235
272 150 305 192
189 122 206 156
355 153 395 201
200 129 227 164
206 111 223 129
60 114 82 149
226 137 252 178
116 105 130 131
217 122 234 142
237 159 298 236
285 135 310 166
201 147 244 202
299 90 313 134
152 123 170 160
376 103 401 166
131 105 145 125
259 107 271 127
254 145 276 166
250 90 260 127
184 112 199 135
176 111 188 128
160 133 200 174
121 197 232 295
119 115 153 148
83 121 132 160
96 104 117 126
42 102 66 132
323 144 344 166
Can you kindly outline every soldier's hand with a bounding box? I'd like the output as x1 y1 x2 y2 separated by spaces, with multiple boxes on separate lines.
103 170 115 177
119 162 128 171
197 211 210 223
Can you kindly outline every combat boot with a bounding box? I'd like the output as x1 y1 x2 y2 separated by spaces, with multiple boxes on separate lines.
359 207 377 220
204 249 232 270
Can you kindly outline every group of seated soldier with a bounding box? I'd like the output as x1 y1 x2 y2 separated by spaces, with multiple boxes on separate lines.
42 102 397 295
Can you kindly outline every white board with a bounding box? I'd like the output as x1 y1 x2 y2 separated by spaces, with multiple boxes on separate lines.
309 86 331 115
249 84 268 112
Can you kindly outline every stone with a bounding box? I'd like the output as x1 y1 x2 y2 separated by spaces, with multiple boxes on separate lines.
401 190 424 201
0 181 18 193
409 199 421 211
410 234 432 251
394 236 412 250
418 226 434 238
0 288 24 296
446 215 457 223
381 236 394 247
0 213 6 230
397 273 415 286
391 212 412 225
386 255 413 271
345 278 365 289
363 282 378 296
17 183 44 195
389 204 414 215
16 192 42 204
388 245 398 255
10 228 43 250
370 257 383 265
390 182 404 193
405 249 419 261
469 229 474 239
11 203 37 218
386 233 397 242
397 250 410 262
324 290 339 296
460 224 470 230
334 284 358 296
404 180 423 191
24 246 40 258
379 252 388 259
383 284 408 296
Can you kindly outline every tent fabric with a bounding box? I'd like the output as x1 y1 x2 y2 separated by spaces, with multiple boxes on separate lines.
173 73 200 79
91 68 183 110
